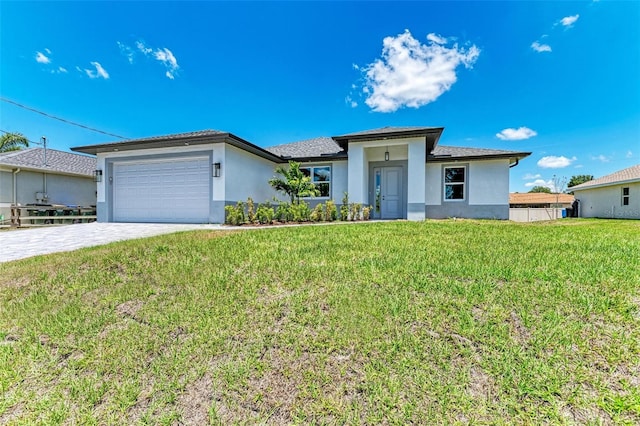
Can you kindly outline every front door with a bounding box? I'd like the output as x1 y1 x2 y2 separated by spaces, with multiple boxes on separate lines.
373 166 403 219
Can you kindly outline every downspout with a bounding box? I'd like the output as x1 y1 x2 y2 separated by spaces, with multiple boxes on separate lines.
12 168 21 205
509 159 519 168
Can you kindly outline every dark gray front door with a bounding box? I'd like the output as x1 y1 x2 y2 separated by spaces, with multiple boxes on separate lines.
374 166 403 219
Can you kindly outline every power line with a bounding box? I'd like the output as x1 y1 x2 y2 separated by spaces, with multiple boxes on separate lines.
1 97 127 139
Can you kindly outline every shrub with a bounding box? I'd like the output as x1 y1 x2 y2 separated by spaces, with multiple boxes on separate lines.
350 203 362 221
325 200 338 222
246 197 256 224
362 205 372 221
340 192 350 221
256 202 275 224
275 202 293 223
224 201 246 225
291 201 311 222
310 203 324 222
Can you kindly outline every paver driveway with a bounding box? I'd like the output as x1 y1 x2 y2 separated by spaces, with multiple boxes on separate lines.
0 223 224 263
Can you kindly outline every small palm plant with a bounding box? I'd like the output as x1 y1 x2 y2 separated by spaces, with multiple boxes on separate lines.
269 161 319 204
0 132 29 153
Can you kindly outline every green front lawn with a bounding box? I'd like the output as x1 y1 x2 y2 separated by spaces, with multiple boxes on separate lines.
1 219 639 424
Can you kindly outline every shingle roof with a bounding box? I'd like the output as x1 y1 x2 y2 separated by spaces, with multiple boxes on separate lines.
266 137 344 158
113 129 226 144
570 164 640 191
509 193 574 205
0 148 96 176
336 126 441 137
430 145 529 159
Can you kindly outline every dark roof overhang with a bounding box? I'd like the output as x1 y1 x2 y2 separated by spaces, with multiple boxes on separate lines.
332 127 445 154
72 132 284 163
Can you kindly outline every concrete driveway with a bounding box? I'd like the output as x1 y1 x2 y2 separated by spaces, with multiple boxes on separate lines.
0 223 225 263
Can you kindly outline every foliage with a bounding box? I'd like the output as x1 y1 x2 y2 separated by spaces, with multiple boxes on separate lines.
269 161 320 204
255 202 275 224
568 174 594 188
275 202 293 223
324 200 338 222
362 205 372 221
1 220 638 424
224 202 245 225
310 203 324 222
290 201 311 222
340 192 350 221
349 203 362 221
528 186 552 193
246 198 256 224
0 132 29 153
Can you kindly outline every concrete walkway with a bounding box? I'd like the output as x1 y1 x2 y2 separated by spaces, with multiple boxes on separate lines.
0 223 225 263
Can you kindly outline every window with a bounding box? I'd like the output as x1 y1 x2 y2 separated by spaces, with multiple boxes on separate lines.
301 165 331 197
444 166 465 201
622 187 630 206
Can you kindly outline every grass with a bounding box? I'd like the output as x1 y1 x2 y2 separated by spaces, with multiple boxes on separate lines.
0 219 639 425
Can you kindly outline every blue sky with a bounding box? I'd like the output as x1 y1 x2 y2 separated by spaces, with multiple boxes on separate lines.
1 1 638 192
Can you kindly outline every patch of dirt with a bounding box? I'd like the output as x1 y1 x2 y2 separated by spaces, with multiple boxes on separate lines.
116 300 144 320
560 404 613 425
507 311 531 344
472 306 486 323
175 374 214 425
467 365 496 401
125 375 155 423
1 276 30 290
0 402 24 424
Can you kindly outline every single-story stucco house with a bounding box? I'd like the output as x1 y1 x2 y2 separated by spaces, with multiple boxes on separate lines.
570 164 640 219
0 148 97 221
71 126 531 223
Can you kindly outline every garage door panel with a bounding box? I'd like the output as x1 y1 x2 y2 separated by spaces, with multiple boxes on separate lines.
113 157 210 223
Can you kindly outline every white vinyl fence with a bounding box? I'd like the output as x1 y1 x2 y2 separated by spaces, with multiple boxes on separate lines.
509 208 566 222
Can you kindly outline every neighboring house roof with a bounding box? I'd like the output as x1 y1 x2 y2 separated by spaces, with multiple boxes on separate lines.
570 164 640 191
72 127 531 163
509 193 574 205
0 148 95 177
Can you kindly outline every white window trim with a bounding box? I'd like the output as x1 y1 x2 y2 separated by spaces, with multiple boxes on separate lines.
300 165 332 199
622 187 630 206
443 165 466 202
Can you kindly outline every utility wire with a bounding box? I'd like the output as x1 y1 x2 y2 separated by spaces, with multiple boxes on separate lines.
1 97 127 139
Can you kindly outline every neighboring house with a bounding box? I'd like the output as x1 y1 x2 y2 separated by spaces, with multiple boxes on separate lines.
509 192 575 222
509 193 574 208
569 164 640 219
71 127 531 223
0 148 97 220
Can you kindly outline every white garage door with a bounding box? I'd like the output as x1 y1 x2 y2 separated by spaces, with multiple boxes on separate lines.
113 157 210 223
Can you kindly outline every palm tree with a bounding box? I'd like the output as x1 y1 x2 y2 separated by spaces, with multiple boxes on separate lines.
269 161 319 204
0 132 29 153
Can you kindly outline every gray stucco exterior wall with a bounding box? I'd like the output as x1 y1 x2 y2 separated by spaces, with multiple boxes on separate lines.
426 204 508 219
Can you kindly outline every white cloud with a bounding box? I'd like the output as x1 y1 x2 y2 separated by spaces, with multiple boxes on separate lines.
58 66 67 73
358 30 480 113
352 63 360 70
84 61 109 79
537 155 577 168
426 33 448 44
560 14 579 27
345 96 358 108
496 127 537 140
590 154 610 162
117 41 135 64
524 178 554 189
154 48 179 79
531 41 552 53
35 51 51 64
135 40 153 55
523 173 541 180
626 150 633 158
45 48 52 54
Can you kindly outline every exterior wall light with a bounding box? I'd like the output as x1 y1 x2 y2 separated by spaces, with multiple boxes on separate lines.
384 147 390 162
93 169 103 182
213 162 221 177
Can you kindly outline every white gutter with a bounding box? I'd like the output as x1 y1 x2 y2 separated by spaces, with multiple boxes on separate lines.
12 168 21 205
